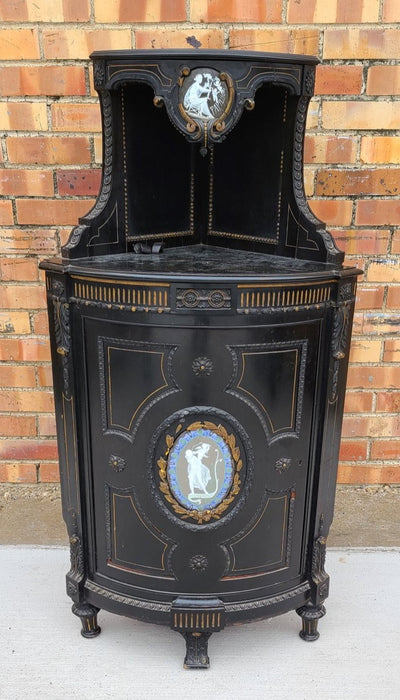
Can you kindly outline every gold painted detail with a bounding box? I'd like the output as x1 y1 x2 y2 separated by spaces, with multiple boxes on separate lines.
157 421 242 524
172 611 222 631
238 283 332 310
72 278 169 311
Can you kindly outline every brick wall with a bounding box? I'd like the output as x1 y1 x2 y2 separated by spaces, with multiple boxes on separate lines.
0 1 399 485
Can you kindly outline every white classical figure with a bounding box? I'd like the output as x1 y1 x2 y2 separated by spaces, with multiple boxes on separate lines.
185 442 212 500
183 72 214 119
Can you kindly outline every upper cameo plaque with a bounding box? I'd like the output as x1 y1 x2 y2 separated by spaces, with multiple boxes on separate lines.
157 421 242 524
178 67 234 150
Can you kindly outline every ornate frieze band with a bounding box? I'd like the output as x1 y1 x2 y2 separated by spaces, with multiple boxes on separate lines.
238 282 332 312
71 276 170 312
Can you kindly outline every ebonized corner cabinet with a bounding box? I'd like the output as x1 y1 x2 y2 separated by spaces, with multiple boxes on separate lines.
41 49 361 668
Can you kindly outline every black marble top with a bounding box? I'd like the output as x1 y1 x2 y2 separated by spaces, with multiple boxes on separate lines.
43 245 359 283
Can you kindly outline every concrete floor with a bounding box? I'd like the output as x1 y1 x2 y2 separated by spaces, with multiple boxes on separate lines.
1 484 399 546
1 546 399 699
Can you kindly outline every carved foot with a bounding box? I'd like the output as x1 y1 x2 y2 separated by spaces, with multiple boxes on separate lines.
296 603 326 642
72 603 101 638
181 631 211 669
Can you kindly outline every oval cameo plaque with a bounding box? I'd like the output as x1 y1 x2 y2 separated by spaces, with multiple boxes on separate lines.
179 68 229 123
157 421 242 524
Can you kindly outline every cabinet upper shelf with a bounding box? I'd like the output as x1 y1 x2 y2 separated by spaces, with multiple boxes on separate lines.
62 49 344 267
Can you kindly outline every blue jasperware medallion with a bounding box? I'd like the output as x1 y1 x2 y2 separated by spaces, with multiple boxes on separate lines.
157 421 242 524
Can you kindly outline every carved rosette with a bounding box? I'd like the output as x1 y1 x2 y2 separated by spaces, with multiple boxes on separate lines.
109 454 126 472
157 421 243 524
275 457 292 474
177 288 231 310
192 357 214 376
189 554 209 573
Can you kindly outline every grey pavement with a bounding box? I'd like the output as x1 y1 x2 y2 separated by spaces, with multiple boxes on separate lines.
1 546 399 699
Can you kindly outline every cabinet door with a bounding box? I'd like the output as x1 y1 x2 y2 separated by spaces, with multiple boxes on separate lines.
82 314 321 596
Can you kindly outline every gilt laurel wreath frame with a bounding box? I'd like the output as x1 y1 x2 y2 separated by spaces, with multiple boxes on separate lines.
157 420 243 524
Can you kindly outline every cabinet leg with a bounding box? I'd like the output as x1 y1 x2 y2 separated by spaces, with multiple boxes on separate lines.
72 603 101 638
180 631 211 669
296 603 326 642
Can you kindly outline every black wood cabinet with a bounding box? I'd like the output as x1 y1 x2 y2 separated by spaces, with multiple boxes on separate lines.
41 50 361 668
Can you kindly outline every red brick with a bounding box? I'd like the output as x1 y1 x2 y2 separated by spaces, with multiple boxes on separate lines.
0 66 86 97
376 392 400 413
6 136 91 165
51 104 101 133
0 285 46 310
136 29 225 50
190 0 281 22
352 312 364 335
230 29 320 54
39 462 60 482
324 28 400 60
350 340 381 363
361 137 400 164
382 0 399 22
0 463 37 483
0 169 53 197
16 199 96 226
316 169 400 197
32 311 50 335
387 287 400 308
0 416 36 437
315 65 363 95
355 285 385 310
0 365 36 388
362 313 400 335
0 0 90 21
339 440 368 462
304 135 357 165
0 201 14 226
43 28 132 60
356 202 400 227
334 231 389 257
38 415 56 437
37 365 53 388
367 66 400 95
309 199 353 227
0 29 39 59
303 168 315 197
370 440 400 461
392 231 400 254
0 102 47 131
0 439 58 461
95 0 185 22
0 390 54 413
337 465 400 484
367 259 400 281
0 338 50 362
0 311 31 334
57 169 101 196
322 101 400 130
287 0 379 23
344 391 374 413
347 366 400 389
383 340 400 362
0 258 38 282
342 414 400 438
0 229 58 255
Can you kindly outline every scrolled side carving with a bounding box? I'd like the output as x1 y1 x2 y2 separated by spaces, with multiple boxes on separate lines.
49 280 71 397
66 511 85 600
